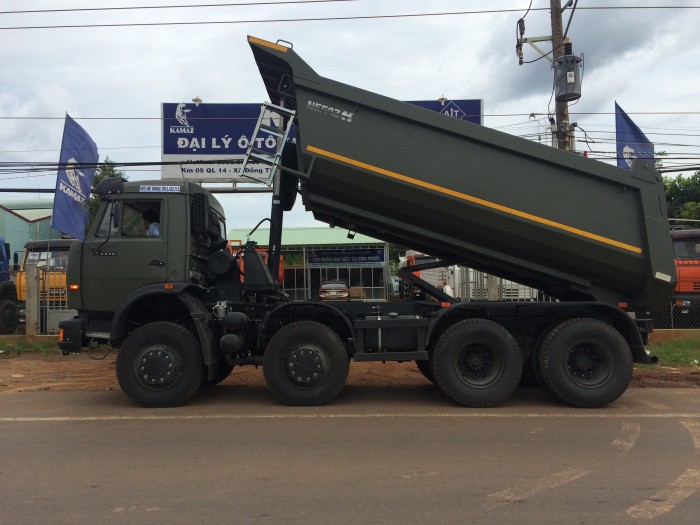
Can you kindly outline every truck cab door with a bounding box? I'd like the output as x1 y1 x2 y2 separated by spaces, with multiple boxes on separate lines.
81 198 168 313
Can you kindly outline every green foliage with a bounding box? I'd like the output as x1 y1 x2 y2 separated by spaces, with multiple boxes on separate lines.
0 338 58 357
679 202 700 221
664 171 700 219
643 338 700 368
388 243 408 275
86 157 127 226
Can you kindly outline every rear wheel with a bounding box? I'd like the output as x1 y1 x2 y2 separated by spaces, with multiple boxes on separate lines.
432 319 523 407
116 322 204 407
539 318 632 408
263 321 349 406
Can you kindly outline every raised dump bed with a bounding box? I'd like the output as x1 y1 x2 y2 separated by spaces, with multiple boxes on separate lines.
248 36 675 312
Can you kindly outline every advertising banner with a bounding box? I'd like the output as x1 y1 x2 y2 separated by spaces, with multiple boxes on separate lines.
52 115 99 241
161 102 281 182
162 98 482 182
615 102 654 169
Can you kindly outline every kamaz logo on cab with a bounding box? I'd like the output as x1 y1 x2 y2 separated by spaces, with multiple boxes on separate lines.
307 101 353 123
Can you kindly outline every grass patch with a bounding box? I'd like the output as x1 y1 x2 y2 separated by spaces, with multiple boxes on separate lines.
643 338 700 368
0 338 59 357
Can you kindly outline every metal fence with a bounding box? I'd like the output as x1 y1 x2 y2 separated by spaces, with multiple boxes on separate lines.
645 303 700 329
0 266 75 336
453 267 555 303
0 269 19 335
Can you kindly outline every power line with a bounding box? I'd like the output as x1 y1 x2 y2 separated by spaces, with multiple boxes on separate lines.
0 0 359 16
3 6 699 31
3 3 697 17
4 112 700 121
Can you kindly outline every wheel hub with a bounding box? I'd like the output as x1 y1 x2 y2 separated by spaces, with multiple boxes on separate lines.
135 344 182 390
459 344 494 380
567 345 600 380
286 345 326 386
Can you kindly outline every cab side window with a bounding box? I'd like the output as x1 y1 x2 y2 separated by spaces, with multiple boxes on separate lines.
95 201 161 238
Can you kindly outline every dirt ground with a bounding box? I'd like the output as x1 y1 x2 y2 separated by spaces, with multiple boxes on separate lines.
1 351 700 393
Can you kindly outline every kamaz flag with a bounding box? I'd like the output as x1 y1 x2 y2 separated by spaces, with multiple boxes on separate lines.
615 102 654 169
51 115 99 240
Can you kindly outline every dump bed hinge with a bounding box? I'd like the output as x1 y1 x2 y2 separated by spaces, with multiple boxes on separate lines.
240 102 296 185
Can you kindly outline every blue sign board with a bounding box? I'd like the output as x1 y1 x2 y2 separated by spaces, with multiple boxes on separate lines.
161 98 482 180
162 102 284 181
162 102 266 155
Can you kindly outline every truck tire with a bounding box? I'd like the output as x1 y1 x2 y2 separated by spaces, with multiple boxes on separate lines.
0 299 18 334
522 325 558 390
263 321 349 406
116 322 204 407
415 360 435 384
432 319 523 407
539 318 632 408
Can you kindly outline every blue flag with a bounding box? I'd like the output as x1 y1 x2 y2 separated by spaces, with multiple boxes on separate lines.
615 102 654 169
51 115 99 240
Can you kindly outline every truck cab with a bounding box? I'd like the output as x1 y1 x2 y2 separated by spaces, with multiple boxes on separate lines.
14 239 75 332
666 229 700 326
16 239 74 303
63 178 228 342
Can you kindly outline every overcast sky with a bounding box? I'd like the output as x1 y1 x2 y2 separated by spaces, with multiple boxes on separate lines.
1 0 699 230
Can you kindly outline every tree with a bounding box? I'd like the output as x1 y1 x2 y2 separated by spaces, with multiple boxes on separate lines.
664 170 700 220
86 157 127 225
388 243 408 275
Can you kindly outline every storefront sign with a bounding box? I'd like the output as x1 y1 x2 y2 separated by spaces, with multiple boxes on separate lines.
308 248 385 268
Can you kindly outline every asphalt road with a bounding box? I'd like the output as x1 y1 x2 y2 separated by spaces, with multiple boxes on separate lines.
2 384 700 524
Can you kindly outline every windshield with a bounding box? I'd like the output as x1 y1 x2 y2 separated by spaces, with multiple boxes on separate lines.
24 250 70 270
673 238 700 260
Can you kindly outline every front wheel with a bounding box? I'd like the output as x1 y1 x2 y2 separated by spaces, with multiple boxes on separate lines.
432 319 523 407
539 318 632 408
263 321 349 406
116 322 204 407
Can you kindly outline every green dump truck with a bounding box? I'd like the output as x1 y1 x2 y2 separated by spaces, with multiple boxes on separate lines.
59 36 676 409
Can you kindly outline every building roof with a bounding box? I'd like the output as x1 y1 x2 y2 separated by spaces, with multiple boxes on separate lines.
228 227 385 247
0 200 54 210
0 200 54 223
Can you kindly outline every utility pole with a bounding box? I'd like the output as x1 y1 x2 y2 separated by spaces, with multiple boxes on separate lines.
550 0 570 150
516 0 581 152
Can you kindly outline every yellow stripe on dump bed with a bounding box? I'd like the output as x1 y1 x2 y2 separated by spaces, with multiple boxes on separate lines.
306 145 643 255
248 36 289 53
